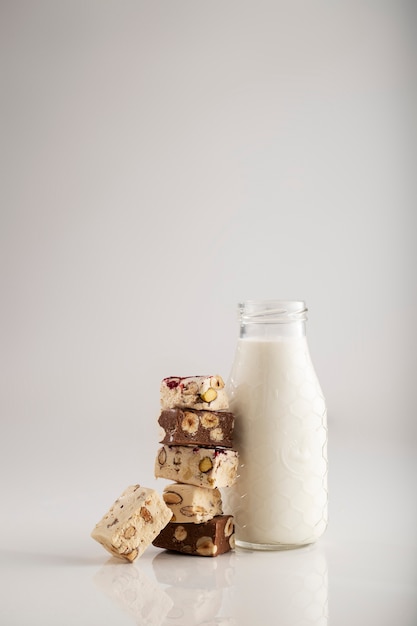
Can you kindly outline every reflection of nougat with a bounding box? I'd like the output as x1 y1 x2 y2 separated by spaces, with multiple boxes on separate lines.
199 617 238 626
93 562 173 625
165 586 223 625
155 446 238 489
152 549 236 589
91 484 172 561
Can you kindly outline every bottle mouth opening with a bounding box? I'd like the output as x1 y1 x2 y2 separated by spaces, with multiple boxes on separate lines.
239 300 308 323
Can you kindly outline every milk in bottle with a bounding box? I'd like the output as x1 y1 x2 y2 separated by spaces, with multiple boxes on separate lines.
226 301 328 550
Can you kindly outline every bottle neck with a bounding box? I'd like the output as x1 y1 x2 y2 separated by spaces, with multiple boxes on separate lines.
238 300 308 340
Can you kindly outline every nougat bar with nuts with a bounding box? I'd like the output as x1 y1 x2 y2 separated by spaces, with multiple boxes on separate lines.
162 483 223 523
155 445 238 489
91 484 172 562
158 408 234 448
160 375 229 411
153 515 235 557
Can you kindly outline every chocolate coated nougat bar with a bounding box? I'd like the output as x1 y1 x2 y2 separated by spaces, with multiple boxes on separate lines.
160 375 229 411
155 445 238 489
153 515 235 557
158 408 234 448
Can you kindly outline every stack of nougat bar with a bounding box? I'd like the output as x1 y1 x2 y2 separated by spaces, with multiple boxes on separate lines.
153 375 238 557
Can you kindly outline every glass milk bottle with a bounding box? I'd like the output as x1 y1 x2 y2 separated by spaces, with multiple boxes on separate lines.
226 300 328 550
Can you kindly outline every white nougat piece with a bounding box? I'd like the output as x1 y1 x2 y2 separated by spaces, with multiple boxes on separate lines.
163 483 223 523
91 484 172 562
160 375 229 411
155 445 238 489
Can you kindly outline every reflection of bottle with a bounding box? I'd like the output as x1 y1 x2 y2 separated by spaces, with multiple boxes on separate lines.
232 545 328 625
163 587 223 625
226 301 328 549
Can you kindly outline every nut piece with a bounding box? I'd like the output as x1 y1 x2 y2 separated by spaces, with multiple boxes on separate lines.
199 457 213 473
163 490 183 505
200 412 220 429
123 525 137 539
180 505 207 518
181 412 199 434
183 381 198 395
196 536 218 556
173 450 182 466
140 507 153 523
210 427 224 442
200 388 218 403
181 544 193 553
124 548 139 562
158 448 167 466
210 376 225 389
229 534 236 549
224 517 234 537
174 526 188 541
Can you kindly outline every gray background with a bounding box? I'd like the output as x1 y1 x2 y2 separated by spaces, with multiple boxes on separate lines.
1 0 415 526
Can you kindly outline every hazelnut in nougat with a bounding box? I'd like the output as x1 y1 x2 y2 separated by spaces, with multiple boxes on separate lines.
160 375 229 411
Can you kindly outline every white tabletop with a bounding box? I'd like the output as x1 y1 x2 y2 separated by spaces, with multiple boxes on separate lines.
1 431 416 626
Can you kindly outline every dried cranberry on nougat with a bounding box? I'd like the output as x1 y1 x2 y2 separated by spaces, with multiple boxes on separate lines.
160 375 229 411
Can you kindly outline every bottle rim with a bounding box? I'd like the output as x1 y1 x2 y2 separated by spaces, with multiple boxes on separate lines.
238 300 308 323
